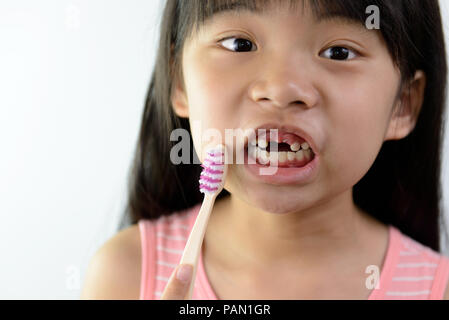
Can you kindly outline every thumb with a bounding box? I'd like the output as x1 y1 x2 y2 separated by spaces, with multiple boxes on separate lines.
160 264 193 300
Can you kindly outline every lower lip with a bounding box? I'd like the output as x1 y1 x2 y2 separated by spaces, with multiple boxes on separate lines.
243 147 320 185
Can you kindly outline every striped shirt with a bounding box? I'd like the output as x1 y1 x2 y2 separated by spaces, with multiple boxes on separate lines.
138 203 449 299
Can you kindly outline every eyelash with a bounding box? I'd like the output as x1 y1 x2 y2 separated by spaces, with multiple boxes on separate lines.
217 35 361 60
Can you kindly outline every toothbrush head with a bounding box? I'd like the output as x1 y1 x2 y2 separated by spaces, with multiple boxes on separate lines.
199 144 228 195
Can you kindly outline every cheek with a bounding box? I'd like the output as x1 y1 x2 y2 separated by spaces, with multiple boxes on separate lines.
185 93 234 163
184 59 243 161
185 50 243 114
325 89 393 188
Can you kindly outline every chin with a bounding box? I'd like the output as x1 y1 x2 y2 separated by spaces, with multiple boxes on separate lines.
226 176 313 215
250 195 307 215
261 205 301 215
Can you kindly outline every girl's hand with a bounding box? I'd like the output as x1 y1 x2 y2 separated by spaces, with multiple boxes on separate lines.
160 264 193 300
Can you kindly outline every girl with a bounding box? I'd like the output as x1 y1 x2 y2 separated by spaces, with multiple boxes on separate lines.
81 0 449 300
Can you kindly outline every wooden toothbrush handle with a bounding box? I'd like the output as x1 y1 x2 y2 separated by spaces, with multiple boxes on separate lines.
180 194 216 300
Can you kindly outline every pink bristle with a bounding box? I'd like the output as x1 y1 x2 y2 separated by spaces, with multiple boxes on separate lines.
204 156 224 163
200 163 223 173
204 155 223 160
199 184 218 192
203 158 223 166
207 151 224 156
199 175 222 183
200 167 223 175
199 145 226 194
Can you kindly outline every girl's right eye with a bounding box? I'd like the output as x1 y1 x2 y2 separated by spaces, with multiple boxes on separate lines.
218 36 257 52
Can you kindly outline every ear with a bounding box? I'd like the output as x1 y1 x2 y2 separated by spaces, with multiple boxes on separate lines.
171 70 190 119
384 70 426 141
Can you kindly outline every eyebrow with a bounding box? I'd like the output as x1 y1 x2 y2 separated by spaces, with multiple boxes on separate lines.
209 2 364 28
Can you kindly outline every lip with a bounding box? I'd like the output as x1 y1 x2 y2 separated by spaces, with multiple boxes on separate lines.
240 122 320 185
243 145 320 185
244 123 319 157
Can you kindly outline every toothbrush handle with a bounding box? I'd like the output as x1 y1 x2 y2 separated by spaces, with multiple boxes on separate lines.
179 194 216 300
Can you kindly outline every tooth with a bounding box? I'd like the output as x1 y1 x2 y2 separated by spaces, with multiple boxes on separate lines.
301 142 310 150
259 149 269 164
305 149 312 161
256 149 262 162
269 151 278 165
249 145 257 160
287 152 296 161
278 152 287 163
295 150 305 161
258 137 268 149
250 138 257 146
290 142 301 152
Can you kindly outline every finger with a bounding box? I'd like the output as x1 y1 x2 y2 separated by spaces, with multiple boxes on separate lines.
160 264 193 300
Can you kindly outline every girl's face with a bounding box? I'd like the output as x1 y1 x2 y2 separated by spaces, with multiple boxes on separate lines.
171 3 424 214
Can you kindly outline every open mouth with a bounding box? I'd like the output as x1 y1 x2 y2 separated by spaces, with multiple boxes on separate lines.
244 130 316 168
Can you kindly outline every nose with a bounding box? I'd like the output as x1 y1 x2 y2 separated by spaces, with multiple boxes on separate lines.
248 55 319 110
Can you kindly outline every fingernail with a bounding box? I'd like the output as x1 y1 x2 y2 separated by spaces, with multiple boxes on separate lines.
176 264 192 283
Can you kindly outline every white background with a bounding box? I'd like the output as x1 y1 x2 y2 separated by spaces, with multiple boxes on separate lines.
0 0 448 299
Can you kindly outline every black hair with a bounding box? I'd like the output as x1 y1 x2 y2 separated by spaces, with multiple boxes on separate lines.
122 0 448 252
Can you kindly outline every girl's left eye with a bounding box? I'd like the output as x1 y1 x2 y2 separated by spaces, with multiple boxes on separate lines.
320 46 358 61
218 36 257 52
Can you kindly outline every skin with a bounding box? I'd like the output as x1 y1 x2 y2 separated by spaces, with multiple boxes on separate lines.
171 2 426 299
160 264 194 300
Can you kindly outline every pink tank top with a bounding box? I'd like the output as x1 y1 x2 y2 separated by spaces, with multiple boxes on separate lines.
138 203 449 299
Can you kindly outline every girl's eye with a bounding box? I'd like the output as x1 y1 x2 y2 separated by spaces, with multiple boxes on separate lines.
218 37 257 52
217 37 358 61
320 46 358 61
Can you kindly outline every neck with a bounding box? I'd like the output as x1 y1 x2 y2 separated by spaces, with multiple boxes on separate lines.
204 190 378 271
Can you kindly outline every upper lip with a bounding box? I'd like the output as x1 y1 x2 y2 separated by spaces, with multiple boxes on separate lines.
244 122 319 155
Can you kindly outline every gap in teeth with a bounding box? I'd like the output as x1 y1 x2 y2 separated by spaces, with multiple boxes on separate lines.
248 146 314 165
250 139 310 152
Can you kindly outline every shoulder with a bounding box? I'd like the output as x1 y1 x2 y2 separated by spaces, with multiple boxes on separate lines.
80 223 142 300
444 282 449 300
443 256 449 300
434 254 449 300
396 229 449 300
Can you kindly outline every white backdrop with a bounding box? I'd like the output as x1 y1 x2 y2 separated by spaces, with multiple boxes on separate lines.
0 0 448 299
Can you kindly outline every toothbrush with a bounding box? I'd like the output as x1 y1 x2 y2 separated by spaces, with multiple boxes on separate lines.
179 143 228 300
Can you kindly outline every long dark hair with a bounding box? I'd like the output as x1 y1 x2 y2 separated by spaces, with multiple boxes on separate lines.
121 0 448 253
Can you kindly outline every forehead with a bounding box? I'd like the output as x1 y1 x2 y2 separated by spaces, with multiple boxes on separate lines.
201 0 366 29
